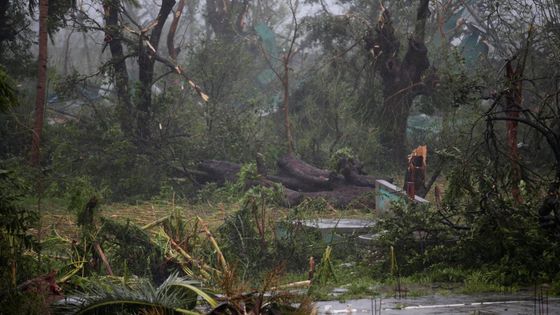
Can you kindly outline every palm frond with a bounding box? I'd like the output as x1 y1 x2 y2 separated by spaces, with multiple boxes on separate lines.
166 279 218 309
52 273 213 315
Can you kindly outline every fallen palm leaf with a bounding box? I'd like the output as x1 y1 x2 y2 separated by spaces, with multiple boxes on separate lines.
160 231 217 281
52 273 214 315
142 215 171 230
197 217 229 276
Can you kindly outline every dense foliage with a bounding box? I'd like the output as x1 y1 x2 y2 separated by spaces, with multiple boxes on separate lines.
2 0 560 313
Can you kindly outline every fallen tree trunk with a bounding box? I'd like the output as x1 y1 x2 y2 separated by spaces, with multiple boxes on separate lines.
196 160 241 184
337 157 376 188
343 173 376 188
277 155 333 191
282 187 306 207
277 155 331 178
192 155 376 208
247 179 373 208
267 174 321 192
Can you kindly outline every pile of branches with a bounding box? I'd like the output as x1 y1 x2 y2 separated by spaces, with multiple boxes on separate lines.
187 155 377 208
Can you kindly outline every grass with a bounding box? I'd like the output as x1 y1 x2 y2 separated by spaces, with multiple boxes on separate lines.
303 261 523 301
30 196 397 305
30 195 530 300
33 196 282 239
461 271 517 294
34 193 377 241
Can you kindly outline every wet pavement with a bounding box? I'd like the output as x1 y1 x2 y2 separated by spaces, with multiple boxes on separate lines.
315 293 560 314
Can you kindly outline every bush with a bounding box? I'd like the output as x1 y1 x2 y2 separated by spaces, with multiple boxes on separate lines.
45 118 166 201
0 160 39 301
374 168 560 287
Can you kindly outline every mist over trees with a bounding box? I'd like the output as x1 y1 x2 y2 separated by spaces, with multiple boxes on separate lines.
2 0 560 313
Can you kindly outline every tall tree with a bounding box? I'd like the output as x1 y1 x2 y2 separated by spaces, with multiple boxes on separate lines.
98 0 207 142
136 0 176 140
103 0 133 136
504 57 526 204
167 0 185 60
364 0 435 163
260 0 298 154
31 0 49 166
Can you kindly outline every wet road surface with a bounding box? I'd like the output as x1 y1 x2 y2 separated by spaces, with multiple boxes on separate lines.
315 293 560 314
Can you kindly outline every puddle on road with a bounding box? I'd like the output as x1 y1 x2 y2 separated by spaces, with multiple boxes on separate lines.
315 293 560 314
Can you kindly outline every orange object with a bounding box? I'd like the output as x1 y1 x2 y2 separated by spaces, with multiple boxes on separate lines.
408 145 427 170
405 145 427 198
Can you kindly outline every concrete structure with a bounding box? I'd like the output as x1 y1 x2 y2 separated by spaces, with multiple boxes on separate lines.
375 180 428 214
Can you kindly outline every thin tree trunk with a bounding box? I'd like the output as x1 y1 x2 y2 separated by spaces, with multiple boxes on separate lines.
82 33 92 73
136 0 176 141
282 1 299 155
505 60 523 204
414 0 430 42
282 56 294 154
103 0 133 136
422 160 445 198
504 26 533 204
31 0 49 166
63 29 74 76
167 0 185 60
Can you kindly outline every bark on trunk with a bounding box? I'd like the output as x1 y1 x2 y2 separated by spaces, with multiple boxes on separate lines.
103 0 133 136
282 56 294 154
31 0 49 167
191 155 377 208
503 26 533 204
136 0 176 141
277 155 332 190
167 0 185 60
505 59 524 204
206 0 248 40
337 157 376 188
63 29 74 76
196 160 242 184
365 1 433 164
267 175 325 192
278 154 331 178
